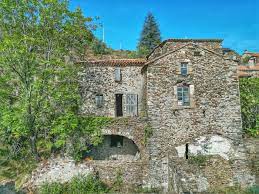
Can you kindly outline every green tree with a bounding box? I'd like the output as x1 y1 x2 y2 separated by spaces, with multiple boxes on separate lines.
0 0 95 161
239 78 259 137
137 12 162 56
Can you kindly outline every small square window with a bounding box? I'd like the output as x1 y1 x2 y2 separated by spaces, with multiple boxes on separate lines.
110 135 123 147
177 86 190 106
194 51 201 56
95 94 104 108
180 63 188 75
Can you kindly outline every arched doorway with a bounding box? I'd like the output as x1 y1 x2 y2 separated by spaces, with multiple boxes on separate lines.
90 135 140 160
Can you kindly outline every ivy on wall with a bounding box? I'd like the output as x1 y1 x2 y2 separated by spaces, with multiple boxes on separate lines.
239 78 259 137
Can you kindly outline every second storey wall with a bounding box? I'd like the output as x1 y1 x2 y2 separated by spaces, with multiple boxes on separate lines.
80 64 145 117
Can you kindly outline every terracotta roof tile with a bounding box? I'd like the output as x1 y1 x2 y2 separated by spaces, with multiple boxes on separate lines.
245 52 259 57
237 71 251 77
165 38 223 42
238 65 259 71
77 59 146 66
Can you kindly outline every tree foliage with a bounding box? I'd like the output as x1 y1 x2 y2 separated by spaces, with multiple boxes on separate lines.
0 0 100 164
239 78 259 137
137 12 162 56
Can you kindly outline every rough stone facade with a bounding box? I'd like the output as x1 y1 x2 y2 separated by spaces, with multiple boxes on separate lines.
28 39 256 193
144 40 255 192
79 60 146 117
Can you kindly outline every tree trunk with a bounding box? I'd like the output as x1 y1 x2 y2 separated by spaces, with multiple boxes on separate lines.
30 135 40 161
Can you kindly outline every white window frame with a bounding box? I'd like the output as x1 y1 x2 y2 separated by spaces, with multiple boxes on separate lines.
177 86 190 106
125 94 138 116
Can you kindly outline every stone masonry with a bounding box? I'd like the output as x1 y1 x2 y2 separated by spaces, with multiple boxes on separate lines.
29 40 256 193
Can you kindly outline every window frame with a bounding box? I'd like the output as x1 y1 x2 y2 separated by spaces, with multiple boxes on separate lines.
95 94 104 108
177 86 190 106
180 63 188 76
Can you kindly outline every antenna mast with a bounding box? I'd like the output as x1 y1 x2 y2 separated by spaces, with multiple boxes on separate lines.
102 26 105 43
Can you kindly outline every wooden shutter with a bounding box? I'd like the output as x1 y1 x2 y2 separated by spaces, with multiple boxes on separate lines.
189 85 195 107
125 94 138 116
115 67 121 82
176 63 181 75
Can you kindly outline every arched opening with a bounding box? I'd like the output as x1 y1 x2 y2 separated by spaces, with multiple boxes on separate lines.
89 135 140 161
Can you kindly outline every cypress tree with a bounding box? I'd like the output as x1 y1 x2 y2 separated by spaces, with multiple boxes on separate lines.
137 12 162 55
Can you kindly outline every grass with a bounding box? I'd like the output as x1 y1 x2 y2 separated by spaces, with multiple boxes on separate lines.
39 174 109 194
209 185 259 194
188 154 209 166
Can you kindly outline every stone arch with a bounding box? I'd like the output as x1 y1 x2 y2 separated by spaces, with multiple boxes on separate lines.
90 134 141 161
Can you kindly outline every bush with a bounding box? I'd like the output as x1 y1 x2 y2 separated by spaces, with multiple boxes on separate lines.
39 174 109 194
91 39 111 55
209 185 259 194
239 78 259 137
188 155 209 166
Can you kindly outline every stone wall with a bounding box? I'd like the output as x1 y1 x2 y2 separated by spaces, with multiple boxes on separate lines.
26 42 257 193
80 63 145 117
144 42 254 190
27 158 145 189
148 39 223 60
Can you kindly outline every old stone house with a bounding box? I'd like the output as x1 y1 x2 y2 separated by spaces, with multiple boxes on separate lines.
30 39 256 193
238 51 259 78
76 38 256 193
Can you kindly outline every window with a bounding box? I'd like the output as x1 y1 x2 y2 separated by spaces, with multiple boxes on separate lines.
110 135 123 147
115 67 121 82
95 94 104 108
125 94 138 116
194 51 201 56
180 63 188 75
177 86 190 106
115 94 123 117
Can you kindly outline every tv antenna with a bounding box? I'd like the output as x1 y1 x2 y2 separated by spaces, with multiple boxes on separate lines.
102 26 105 43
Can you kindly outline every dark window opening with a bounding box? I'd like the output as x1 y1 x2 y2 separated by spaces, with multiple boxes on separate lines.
203 110 206 117
185 143 189 159
194 51 201 56
115 94 123 117
110 135 123 147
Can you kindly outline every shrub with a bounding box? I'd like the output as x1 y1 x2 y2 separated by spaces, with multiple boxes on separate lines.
188 155 208 166
39 174 109 194
209 185 259 194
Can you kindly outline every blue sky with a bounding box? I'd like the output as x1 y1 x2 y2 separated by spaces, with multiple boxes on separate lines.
70 0 258 54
